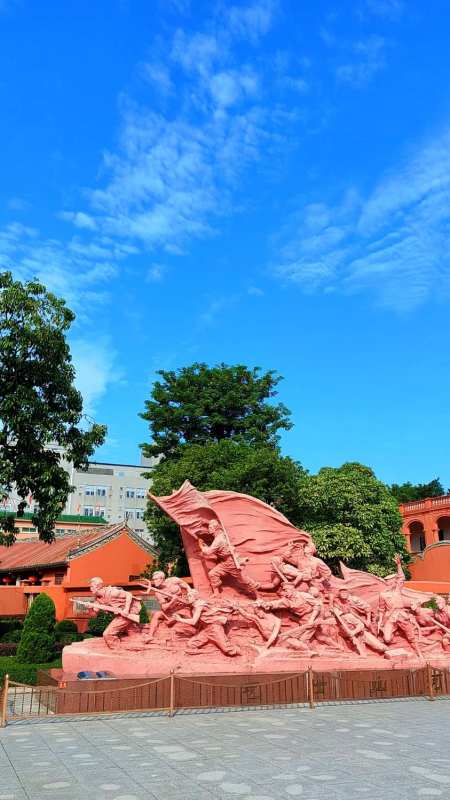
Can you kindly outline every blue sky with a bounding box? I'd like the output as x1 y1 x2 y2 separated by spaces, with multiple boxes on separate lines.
1 0 450 488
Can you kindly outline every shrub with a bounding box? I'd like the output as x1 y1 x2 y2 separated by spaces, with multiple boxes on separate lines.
55 632 82 648
54 620 78 640
140 603 149 624
1 628 22 643
16 593 56 664
87 610 114 637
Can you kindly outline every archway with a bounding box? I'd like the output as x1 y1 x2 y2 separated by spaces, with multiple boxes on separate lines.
409 521 425 553
437 516 450 542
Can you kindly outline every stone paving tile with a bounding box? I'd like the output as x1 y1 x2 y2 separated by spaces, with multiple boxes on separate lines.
2 700 450 799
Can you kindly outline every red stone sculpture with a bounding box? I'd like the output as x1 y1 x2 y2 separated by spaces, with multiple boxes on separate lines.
63 482 450 676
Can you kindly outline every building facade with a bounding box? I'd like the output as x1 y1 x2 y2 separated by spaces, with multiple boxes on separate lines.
0 523 157 630
2 447 157 541
401 494 450 593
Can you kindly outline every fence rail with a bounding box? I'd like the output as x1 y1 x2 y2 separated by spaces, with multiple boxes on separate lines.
1 665 449 726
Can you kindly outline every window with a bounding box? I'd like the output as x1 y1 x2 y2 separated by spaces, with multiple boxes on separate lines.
135 509 144 520
84 486 95 496
125 509 135 520
94 507 105 517
126 488 135 499
84 506 94 516
135 488 146 499
54 572 65 585
96 486 107 497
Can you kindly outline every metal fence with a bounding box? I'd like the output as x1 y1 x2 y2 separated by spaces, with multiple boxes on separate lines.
1 664 448 726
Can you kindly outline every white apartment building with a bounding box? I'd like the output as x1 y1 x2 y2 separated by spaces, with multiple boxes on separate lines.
3 447 157 541
65 455 156 539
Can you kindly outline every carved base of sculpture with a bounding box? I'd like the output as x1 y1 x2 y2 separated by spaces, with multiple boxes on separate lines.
63 483 450 677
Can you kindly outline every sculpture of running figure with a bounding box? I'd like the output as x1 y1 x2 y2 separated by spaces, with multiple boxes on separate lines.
88 577 141 650
378 555 422 657
198 519 260 597
139 571 190 641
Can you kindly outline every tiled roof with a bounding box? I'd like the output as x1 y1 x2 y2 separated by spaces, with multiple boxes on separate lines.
0 523 155 573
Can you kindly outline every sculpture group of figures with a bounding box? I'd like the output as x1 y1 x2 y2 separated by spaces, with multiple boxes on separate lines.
80 483 450 664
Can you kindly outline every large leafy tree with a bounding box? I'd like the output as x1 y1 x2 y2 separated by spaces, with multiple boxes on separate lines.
140 363 292 460
145 440 305 573
297 462 409 575
390 478 445 504
0 271 106 543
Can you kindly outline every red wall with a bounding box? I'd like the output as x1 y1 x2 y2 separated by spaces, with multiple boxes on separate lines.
68 531 154 587
0 586 27 616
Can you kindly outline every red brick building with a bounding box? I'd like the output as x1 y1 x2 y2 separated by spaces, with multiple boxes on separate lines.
0 523 157 631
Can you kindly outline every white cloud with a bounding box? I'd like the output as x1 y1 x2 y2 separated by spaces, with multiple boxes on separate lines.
0 222 119 313
273 128 450 311
59 211 97 230
71 337 121 416
208 68 259 109
227 0 277 42
140 62 173 94
171 30 222 76
336 36 387 88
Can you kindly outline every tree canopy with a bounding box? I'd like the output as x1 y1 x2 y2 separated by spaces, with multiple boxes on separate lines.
297 462 409 575
389 478 446 504
0 271 106 543
140 363 292 460
144 439 305 572
16 592 56 664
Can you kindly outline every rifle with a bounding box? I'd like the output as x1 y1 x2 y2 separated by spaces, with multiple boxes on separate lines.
71 598 140 624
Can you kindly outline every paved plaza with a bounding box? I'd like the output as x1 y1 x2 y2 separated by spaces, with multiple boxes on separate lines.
1 700 449 800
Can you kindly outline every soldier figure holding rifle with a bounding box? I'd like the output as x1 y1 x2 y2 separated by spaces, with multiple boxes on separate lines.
88 577 141 649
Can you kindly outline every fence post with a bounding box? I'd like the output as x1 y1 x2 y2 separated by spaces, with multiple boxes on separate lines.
0 674 9 728
307 666 315 709
426 663 435 701
169 671 175 717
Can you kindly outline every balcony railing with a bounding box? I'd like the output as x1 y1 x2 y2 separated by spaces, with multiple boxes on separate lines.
401 495 450 513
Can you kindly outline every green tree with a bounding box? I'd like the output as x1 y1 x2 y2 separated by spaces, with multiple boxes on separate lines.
0 271 106 543
390 478 445 504
140 363 292 460
139 603 149 624
145 439 305 572
16 593 56 663
297 462 409 575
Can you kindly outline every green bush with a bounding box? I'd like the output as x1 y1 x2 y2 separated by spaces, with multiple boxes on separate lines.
1 628 22 643
140 603 149 624
16 593 56 664
0 656 62 686
54 619 78 640
87 610 114 636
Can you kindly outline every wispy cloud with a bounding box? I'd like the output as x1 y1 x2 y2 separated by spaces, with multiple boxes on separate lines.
0 222 120 313
71 337 121 416
364 0 404 19
273 127 450 311
146 263 166 281
227 0 277 43
336 36 387 88
64 3 287 256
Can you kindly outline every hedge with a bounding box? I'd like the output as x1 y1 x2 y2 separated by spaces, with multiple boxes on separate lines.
0 656 62 686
